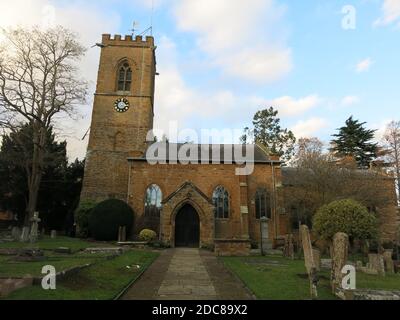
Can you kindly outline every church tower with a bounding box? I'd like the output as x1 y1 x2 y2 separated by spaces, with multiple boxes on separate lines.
81 34 156 202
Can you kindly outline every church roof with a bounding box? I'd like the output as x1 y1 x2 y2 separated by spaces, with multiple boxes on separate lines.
128 143 281 164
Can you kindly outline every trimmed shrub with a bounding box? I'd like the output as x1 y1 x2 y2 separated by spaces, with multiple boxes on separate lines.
139 229 157 242
88 199 134 241
75 200 97 238
313 199 378 241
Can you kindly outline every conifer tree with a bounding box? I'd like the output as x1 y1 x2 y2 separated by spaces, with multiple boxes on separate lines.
331 116 378 168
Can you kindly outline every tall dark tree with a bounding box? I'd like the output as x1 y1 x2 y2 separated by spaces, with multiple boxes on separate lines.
0 123 84 231
331 116 378 168
241 107 296 162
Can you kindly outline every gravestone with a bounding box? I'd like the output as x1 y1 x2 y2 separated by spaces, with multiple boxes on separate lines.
300 225 318 299
51 230 57 239
260 217 272 255
368 254 385 276
20 227 30 243
313 249 321 272
29 212 41 243
331 232 349 293
118 226 127 243
383 250 394 274
283 234 295 260
11 227 21 241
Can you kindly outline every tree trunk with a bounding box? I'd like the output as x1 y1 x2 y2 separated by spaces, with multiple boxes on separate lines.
24 125 46 226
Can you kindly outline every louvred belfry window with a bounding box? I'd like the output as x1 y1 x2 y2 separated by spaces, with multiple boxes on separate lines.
117 62 132 91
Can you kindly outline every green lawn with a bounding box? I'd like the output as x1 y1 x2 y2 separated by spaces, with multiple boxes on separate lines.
4 250 159 300
222 256 400 300
0 236 107 253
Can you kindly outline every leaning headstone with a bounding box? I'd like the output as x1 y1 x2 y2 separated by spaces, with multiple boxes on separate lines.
368 254 385 276
300 225 318 299
11 227 21 241
331 232 349 294
51 230 57 239
383 250 395 274
260 217 273 254
29 212 41 243
20 227 30 243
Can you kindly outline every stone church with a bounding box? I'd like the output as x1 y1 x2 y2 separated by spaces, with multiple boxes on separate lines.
81 34 399 256
80 34 291 255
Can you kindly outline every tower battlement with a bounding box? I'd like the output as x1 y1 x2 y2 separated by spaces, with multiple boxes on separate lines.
101 34 155 47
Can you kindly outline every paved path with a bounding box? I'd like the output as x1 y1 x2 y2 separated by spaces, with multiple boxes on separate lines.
121 248 253 300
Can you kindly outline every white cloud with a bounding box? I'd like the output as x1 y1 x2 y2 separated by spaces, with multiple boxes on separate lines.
0 0 121 161
291 118 328 139
251 95 321 117
356 58 373 73
154 37 243 135
341 95 360 106
172 0 292 83
374 0 400 27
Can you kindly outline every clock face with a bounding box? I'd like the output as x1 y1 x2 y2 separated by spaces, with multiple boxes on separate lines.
114 98 130 113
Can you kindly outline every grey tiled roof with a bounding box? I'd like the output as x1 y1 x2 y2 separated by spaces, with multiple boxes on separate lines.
128 143 280 164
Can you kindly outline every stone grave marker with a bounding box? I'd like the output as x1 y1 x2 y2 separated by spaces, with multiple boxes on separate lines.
29 212 41 243
383 250 394 274
300 225 318 299
20 226 30 243
368 254 385 276
260 217 272 255
331 232 349 294
11 227 21 241
283 234 295 260
51 230 57 239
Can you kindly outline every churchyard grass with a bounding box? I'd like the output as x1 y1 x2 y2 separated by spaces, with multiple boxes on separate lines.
0 252 109 278
3 250 159 300
0 236 105 252
222 255 400 300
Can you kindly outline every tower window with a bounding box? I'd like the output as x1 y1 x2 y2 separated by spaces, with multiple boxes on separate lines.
117 62 132 92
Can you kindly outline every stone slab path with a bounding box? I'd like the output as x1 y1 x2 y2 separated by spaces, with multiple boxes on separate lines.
121 248 253 300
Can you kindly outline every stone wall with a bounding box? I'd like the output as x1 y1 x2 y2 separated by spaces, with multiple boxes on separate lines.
214 239 251 256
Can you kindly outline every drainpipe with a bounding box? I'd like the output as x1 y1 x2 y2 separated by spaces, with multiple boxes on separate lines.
271 163 278 243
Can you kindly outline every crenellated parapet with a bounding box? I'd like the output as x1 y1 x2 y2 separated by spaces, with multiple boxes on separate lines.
101 34 155 47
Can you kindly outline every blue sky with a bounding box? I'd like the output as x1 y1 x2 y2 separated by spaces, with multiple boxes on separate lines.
0 0 399 159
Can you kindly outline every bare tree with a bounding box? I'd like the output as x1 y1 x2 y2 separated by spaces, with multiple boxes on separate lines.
383 121 400 204
0 26 88 225
285 138 394 229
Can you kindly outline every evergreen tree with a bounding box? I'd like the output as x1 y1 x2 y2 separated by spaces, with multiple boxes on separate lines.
0 124 84 231
241 107 296 163
331 116 378 168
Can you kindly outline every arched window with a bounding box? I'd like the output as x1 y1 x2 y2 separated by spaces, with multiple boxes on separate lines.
213 186 230 219
145 184 162 218
255 188 272 220
117 62 132 91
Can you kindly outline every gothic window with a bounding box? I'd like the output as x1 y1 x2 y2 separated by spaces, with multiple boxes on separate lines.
117 62 132 91
255 188 272 220
213 186 230 219
145 184 162 218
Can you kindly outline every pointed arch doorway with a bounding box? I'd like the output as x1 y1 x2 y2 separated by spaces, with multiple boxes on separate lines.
174 204 200 248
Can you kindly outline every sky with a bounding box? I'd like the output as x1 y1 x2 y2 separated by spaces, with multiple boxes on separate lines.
0 0 399 161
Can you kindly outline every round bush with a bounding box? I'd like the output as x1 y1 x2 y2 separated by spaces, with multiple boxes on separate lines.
313 199 378 241
75 200 97 238
88 199 134 241
139 229 157 242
